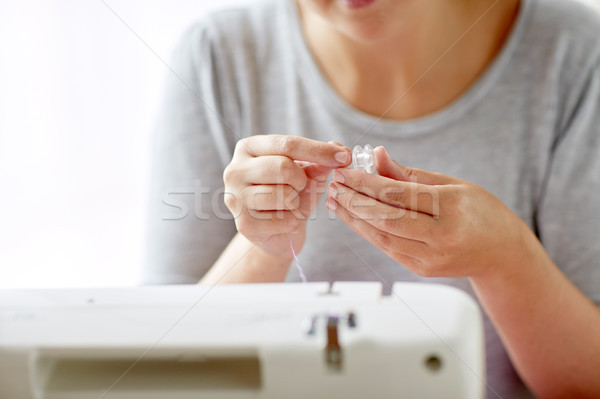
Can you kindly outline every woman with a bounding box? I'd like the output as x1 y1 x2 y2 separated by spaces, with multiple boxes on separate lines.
147 0 600 397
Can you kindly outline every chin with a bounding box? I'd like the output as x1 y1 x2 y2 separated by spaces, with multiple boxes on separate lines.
299 0 396 43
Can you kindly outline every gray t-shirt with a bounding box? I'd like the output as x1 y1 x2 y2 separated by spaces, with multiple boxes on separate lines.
146 0 600 397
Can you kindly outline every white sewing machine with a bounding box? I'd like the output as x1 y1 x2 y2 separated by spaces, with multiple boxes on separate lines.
0 282 485 399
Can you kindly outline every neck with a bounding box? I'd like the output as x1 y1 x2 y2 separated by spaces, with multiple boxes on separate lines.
298 0 520 120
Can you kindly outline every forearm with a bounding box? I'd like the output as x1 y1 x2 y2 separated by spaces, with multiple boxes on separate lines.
470 225 600 398
200 233 293 284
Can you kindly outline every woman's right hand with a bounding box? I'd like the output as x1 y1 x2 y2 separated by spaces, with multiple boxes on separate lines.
223 135 351 258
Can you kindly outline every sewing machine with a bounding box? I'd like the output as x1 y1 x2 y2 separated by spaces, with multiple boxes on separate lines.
0 282 485 398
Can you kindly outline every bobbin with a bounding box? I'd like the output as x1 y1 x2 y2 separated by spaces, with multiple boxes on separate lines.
351 144 377 174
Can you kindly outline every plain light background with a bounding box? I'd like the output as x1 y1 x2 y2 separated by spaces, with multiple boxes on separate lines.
0 0 249 288
1 0 599 289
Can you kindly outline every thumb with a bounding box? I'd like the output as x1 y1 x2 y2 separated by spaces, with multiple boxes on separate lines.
374 146 450 185
297 140 349 182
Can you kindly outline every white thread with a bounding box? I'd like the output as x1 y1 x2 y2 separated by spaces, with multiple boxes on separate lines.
288 232 307 283
299 162 316 169
352 144 376 174
286 161 314 283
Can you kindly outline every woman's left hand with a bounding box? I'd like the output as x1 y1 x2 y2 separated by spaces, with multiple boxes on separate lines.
326 146 532 278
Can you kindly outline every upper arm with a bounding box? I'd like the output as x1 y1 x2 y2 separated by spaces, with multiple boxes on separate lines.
143 21 239 284
537 60 600 306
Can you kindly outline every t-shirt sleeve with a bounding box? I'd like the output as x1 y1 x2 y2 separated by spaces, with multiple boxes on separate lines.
537 60 600 306
143 21 239 284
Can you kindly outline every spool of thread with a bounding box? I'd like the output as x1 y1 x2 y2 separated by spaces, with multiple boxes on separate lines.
352 144 376 174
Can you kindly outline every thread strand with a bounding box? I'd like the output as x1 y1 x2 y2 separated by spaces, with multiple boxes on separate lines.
288 232 307 283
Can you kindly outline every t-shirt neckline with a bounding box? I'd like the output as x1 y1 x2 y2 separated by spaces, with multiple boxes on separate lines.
284 0 536 138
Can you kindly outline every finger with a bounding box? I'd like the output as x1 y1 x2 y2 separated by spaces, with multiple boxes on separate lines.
240 135 352 168
302 163 333 182
243 185 300 211
241 156 308 192
328 140 346 148
325 196 429 261
328 182 436 242
332 168 441 217
374 146 453 185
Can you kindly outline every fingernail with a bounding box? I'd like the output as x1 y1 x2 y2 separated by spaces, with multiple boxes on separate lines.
326 197 337 210
334 151 349 164
327 184 337 198
332 170 344 183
